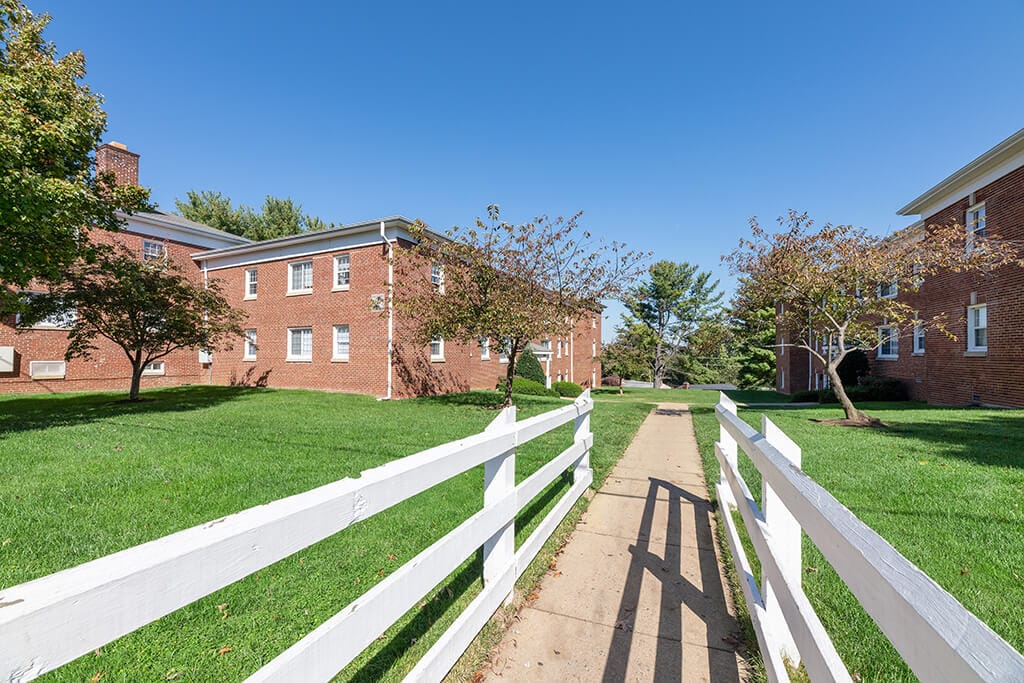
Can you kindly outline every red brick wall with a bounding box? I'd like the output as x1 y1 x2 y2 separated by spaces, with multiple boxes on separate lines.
0 230 206 395
871 163 1024 406
205 243 603 398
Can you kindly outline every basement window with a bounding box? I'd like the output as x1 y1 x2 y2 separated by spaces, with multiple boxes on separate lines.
29 360 66 379
142 361 165 376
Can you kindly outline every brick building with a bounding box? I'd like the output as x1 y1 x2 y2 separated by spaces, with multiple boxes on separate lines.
1 143 601 398
777 128 1024 407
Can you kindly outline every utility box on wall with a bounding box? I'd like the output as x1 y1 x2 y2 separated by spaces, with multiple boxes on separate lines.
0 346 14 373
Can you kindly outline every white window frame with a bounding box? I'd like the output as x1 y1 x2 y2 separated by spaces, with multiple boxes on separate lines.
479 337 490 360
287 327 313 361
591 316 597 329
967 303 988 352
966 202 986 242
333 324 350 361
245 269 258 300
557 340 563 358
243 329 257 360
499 338 510 364
16 292 76 329
430 336 444 362
288 260 314 295
878 279 898 299
29 360 66 379
592 340 597 357
142 240 166 262
142 360 166 376
877 326 898 359
913 321 925 355
912 263 924 289
431 263 445 294
333 254 351 291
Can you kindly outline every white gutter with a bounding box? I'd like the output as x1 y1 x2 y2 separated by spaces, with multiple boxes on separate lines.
380 221 395 400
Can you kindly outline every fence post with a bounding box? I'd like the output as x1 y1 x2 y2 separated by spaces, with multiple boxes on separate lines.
762 414 802 667
483 405 517 606
717 392 738 508
573 389 592 482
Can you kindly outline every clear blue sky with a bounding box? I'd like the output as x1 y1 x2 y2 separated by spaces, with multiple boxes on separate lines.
36 0 1024 339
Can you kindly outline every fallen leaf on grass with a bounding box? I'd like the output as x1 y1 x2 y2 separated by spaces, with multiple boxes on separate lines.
446 587 453 599
217 646 232 656
804 566 819 573
388 553 398 561
90 672 105 683
918 460 928 465
216 603 229 619
377 568 385 577
960 567 971 576
165 669 183 680
471 672 485 683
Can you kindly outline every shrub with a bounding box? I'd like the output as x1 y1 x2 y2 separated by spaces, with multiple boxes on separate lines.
496 377 558 397
837 350 870 387
515 349 547 385
552 381 582 398
821 375 908 403
601 375 622 387
790 389 820 403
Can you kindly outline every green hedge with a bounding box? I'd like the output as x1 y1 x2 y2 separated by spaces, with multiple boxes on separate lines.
552 381 583 398
515 349 547 385
793 376 910 404
497 377 558 397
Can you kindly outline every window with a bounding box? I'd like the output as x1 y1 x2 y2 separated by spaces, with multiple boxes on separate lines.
289 261 313 293
430 336 444 361
780 334 785 355
878 279 897 299
592 340 597 357
967 304 987 352
780 368 785 390
479 337 490 360
877 326 898 359
967 202 986 241
913 322 925 354
287 327 313 360
334 254 350 290
591 316 597 329
142 240 166 262
333 325 350 361
245 269 258 299
16 293 76 329
29 360 66 379
557 340 563 358
431 263 445 293
499 338 510 364
912 263 924 288
244 329 257 359
142 361 165 376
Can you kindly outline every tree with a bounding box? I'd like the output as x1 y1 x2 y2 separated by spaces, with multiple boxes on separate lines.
622 260 724 388
392 205 647 407
0 1 149 310
600 323 657 383
725 210 1021 425
174 191 334 240
22 245 245 401
515 348 546 385
731 283 777 389
666 318 739 386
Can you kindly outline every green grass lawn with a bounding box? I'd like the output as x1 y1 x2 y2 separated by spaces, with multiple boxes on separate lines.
591 386 789 405
0 386 650 681
690 400 1024 681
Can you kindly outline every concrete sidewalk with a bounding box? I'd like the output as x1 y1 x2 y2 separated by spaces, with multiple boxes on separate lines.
484 404 746 682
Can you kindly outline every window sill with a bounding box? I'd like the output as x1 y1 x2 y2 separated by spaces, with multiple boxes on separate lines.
31 375 66 380
25 325 74 331
481 356 491 362
142 371 165 377
876 356 899 361
912 351 925 356
499 359 509 364
332 285 350 292
286 290 313 297
332 357 350 363
243 356 257 362
430 357 445 363
964 350 988 357
285 358 313 363
243 295 257 301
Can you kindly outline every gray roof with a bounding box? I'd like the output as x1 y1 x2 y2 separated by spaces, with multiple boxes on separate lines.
130 211 253 243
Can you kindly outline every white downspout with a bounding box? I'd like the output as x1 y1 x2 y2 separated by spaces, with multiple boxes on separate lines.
569 327 574 383
202 260 212 385
380 221 394 400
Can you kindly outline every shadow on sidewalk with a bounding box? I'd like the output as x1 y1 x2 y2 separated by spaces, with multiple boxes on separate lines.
601 475 740 682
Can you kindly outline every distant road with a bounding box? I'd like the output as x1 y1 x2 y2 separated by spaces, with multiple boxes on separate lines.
619 380 738 391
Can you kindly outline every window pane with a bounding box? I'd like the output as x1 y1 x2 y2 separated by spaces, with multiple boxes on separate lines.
336 255 350 286
335 325 350 358
975 328 987 348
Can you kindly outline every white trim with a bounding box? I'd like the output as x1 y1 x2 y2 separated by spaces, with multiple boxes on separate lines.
479 337 490 361
966 202 987 242
333 324 350 362
288 260 314 295
243 329 258 360
142 361 166 376
878 279 898 299
913 321 925 355
141 239 166 262
430 336 445 362
877 326 898 359
244 268 258 300
287 327 313 362
967 304 988 353
29 360 66 379
333 254 351 291
121 213 250 250
898 128 1024 217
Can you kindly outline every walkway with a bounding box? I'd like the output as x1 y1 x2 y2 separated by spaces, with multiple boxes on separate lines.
484 404 746 682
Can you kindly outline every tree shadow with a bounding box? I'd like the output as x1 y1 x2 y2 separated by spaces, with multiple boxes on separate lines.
420 390 562 411
0 385 260 438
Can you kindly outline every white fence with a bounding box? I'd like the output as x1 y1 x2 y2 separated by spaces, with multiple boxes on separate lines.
0 391 594 682
714 392 1024 682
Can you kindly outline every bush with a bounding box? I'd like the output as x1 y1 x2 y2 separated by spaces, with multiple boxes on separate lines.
515 349 547 385
552 381 582 398
790 389 820 403
821 376 908 403
496 376 558 397
601 375 622 387
837 350 870 387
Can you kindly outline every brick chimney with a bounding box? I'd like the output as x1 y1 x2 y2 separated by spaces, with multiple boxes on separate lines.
96 141 140 186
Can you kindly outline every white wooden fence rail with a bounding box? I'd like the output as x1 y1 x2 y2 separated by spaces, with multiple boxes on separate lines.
714 392 1024 683
0 391 594 682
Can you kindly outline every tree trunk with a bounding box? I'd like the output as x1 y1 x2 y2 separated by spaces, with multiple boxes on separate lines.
129 364 144 401
653 341 664 388
826 364 872 424
502 351 517 407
